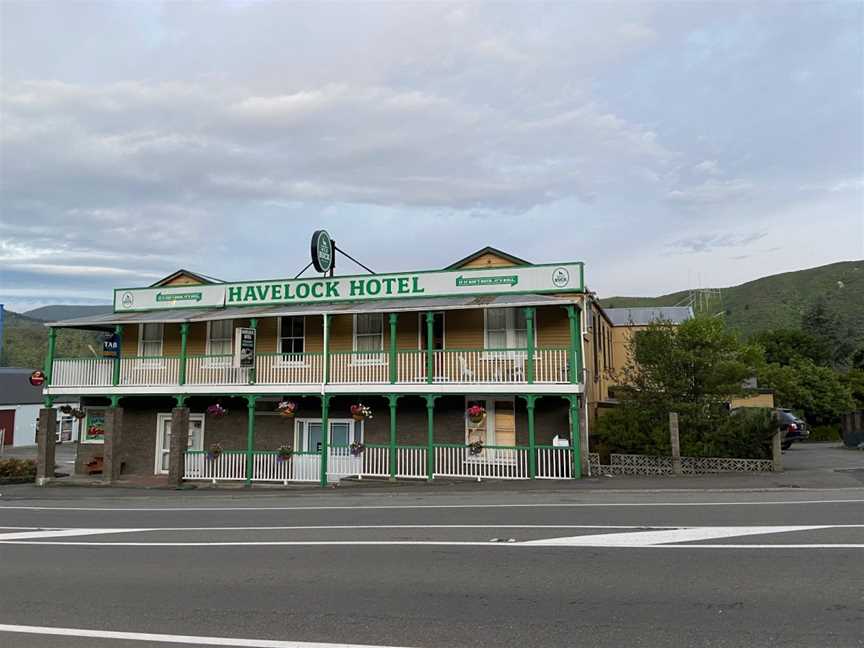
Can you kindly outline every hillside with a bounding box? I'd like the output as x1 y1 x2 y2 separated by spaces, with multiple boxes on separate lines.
603 260 864 347
1 310 105 369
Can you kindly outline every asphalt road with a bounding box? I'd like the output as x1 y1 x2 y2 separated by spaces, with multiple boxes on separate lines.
1 486 862 648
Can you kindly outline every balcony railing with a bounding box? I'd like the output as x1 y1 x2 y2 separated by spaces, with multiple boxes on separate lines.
49 347 573 388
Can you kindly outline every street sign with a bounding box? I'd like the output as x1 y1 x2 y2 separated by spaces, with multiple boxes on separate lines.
310 230 333 273
233 327 256 369
102 333 121 357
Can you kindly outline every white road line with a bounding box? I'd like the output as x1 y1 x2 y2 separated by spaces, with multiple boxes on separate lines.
1 499 862 511
0 623 409 647
0 528 147 541
524 525 828 546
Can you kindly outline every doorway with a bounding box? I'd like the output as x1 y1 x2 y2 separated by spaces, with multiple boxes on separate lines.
295 418 361 478
0 410 14 448
155 413 205 474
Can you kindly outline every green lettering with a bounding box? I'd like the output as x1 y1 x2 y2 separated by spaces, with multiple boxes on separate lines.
311 282 324 298
325 282 339 298
397 277 410 293
350 279 365 297
254 285 269 301
296 283 310 299
283 283 293 300
411 277 425 293
244 286 256 301
366 279 381 296
228 286 243 302
272 285 283 300
382 278 397 294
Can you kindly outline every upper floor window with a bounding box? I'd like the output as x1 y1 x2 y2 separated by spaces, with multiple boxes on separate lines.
354 313 383 352
484 308 527 350
279 316 305 354
207 320 233 356
139 323 163 357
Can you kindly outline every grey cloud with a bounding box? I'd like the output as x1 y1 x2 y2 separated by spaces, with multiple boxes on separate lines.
666 231 768 254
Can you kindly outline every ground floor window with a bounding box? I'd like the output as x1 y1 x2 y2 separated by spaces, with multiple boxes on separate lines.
82 409 106 444
57 416 75 443
294 418 361 452
155 413 205 474
465 397 516 447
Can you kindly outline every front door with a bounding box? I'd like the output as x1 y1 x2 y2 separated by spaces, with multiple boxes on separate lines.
0 410 14 447
155 414 204 474
296 419 361 478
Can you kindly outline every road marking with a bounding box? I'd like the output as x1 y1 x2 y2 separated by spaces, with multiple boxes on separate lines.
0 623 409 647
524 525 828 546
0 528 147 541
1 499 862 511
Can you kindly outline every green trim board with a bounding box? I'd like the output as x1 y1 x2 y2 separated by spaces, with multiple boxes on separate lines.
113 262 585 312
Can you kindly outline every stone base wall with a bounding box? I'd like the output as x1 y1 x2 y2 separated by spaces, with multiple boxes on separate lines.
76 394 575 477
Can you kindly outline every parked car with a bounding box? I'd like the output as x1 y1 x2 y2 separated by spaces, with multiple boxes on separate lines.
776 408 809 450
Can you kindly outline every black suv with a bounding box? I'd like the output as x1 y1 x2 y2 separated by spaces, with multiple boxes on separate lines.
776 408 809 450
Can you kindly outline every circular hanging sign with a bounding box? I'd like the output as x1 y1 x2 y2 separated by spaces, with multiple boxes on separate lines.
29 370 46 387
311 230 333 273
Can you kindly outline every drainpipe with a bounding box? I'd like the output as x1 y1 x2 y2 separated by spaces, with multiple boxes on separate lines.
580 302 591 477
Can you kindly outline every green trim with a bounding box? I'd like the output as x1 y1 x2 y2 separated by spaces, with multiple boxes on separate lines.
432 443 530 450
388 313 398 384
424 394 439 479
387 393 399 479
178 323 189 386
520 394 539 478
524 307 535 384
108 395 121 408
425 312 435 385
112 260 586 313
322 314 331 386
320 394 331 487
174 394 188 407
567 394 581 479
566 306 582 384
44 327 57 385
112 325 122 387
245 395 258 486
43 396 55 408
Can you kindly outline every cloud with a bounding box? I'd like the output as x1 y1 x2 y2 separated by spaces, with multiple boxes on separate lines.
666 231 768 254
665 179 754 206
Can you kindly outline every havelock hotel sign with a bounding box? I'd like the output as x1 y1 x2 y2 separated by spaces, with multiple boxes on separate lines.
114 262 585 311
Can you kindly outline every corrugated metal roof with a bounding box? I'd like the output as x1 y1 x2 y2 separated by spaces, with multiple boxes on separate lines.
47 294 581 327
0 368 76 405
603 306 695 326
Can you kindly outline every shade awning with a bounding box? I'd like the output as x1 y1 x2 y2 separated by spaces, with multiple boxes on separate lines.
46 293 583 328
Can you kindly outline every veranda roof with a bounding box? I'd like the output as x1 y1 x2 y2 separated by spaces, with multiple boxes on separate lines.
46 293 583 330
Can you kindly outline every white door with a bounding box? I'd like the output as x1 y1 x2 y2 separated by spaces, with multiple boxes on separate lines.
295 418 361 478
155 414 204 474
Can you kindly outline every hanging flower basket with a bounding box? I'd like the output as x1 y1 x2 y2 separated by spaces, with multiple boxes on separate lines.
350 403 373 422
276 400 298 418
276 445 294 462
466 404 486 425
207 443 223 461
59 405 73 415
468 440 484 456
70 408 87 420
207 403 228 419
350 442 365 456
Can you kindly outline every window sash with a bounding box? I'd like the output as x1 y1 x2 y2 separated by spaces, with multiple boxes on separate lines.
279 316 305 355
207 320 233 356
484 308 527 350
354 314 383 352
139 323 163 357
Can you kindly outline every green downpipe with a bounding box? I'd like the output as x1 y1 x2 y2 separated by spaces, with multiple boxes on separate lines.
245 395 257 486
320 395 330 487
388 314 398 384
570 395 582 479
388 394 398 480
178 323 189 386
566 306 582 384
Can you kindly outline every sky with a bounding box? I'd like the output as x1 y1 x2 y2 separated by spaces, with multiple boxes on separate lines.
1 1 862 313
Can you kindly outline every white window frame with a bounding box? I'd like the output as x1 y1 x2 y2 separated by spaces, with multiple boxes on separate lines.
352 313 386 365
483 308 527 350
154 412 205 475
276 315 307 367
293 417 361 452
205 319 233 368
137 322 165 367
56 415 74 443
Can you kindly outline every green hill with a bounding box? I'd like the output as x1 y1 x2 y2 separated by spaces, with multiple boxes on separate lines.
602 260 864 347
1 310 104 369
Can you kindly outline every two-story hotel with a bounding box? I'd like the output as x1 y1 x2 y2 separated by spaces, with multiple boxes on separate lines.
38 245 630 486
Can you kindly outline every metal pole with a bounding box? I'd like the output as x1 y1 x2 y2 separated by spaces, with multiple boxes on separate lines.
178 323 189 386
524 307 535 384
425 312 435 384
570 395 581 479
320 395 330 487
425 394 436 480
388 313 398 384
669 412 682 475
245 395 257 486
526 395 537 479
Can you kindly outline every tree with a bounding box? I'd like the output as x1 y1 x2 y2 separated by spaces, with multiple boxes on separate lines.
752 328 832 367
596 317 771 458
757 359 855 425
802 298 855 368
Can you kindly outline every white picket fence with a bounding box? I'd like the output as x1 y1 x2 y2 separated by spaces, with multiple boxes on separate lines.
534 349 570 383
251 452 320 482
119 357 180 386
51 358 114 387
184 451 247 481
185 356 248 386
329 352 389 384
434 445 529 480
256 353 323 385
396 447 428 479
536 447 573 479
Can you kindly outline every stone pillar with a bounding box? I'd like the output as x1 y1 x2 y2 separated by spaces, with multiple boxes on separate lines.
36 408 57 486
669 412 682 475
103 407 124 483
168 407 190 486
772 430 783 472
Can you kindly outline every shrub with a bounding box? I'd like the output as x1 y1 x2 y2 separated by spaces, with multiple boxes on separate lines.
0 458 37 480
807 425 841 442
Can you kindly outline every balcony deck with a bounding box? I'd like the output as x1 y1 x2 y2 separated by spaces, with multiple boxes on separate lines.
46 348 581 395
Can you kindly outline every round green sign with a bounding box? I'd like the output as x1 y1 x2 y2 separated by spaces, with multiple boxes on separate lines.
311 230 333 273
